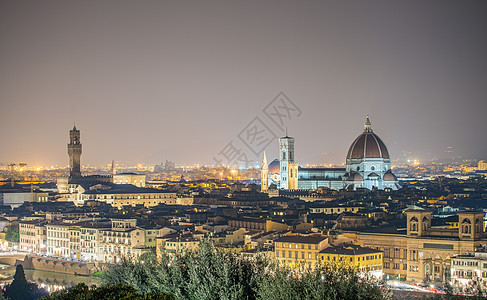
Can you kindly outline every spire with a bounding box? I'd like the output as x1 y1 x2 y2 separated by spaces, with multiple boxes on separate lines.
262 151 268 170
73 122 77 131
364 115 373 133
285 127 288 137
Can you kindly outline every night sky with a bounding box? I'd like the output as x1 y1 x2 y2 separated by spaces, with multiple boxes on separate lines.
1 1 486 167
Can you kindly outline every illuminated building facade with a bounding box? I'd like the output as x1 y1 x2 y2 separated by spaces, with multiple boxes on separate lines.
113 173 146 187
451 250 487 287
274 235 328 269
46 223 72 258
346 210 487 283
318 245 383 278
19 220 47 253
274 235 383 277
262 116 399 191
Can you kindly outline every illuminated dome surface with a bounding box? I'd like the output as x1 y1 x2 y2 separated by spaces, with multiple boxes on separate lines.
268 159 280 174
346 116 390 160
383 171 398 181
348 172 364 181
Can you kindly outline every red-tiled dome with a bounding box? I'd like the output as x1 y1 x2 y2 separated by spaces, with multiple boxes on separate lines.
383 171 397 181
268 159 280 174
348 172 363 181
346 116 390 160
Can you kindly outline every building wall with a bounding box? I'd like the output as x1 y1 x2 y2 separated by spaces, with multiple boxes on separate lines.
348 211 487 283
318 250 383 276
274 238 328 269
46 225 71 258
113 174 146 187
156 238 199 260
451 253 487 287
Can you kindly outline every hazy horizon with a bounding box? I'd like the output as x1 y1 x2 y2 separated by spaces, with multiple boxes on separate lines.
1 1 486 167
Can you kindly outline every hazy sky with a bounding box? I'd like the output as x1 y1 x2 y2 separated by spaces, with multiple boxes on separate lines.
1 1 486 167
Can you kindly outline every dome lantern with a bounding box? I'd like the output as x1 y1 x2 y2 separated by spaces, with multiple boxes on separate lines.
364 115 372 133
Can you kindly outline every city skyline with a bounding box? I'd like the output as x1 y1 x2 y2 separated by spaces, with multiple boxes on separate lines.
1 1 486 166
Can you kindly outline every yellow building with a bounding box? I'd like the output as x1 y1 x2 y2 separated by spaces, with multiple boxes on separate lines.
318 245 383 278
274 235 328 269
156 235 200 261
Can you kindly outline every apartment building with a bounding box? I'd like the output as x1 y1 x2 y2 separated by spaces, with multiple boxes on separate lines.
156 233 200 261
451 250 487 286
100 219 150 263
46 223 72 258
80 223 110 261
19 220 47 253
318 245 383 278
274 235 329 269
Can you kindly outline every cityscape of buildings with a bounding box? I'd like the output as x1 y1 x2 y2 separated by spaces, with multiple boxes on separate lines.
1 1 486 298
0 118 485 295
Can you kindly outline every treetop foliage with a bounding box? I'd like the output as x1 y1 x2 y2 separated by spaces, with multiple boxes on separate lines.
4 224 19 243
102 239 389 300
45 283 174 300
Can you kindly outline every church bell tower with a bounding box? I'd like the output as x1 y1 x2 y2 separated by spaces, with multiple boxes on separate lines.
68 124 82 178
261 151 269 192
279 133 297 189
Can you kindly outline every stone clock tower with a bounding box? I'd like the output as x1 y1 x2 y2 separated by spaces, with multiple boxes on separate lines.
68 124 82 178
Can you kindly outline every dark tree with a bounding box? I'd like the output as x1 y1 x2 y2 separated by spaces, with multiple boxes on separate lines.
3 265 48 300
45 283 174 300
4 224 19 243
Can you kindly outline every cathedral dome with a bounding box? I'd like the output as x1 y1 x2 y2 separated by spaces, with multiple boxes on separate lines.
346 116 390 160
268 159 280 174
383 171 397 181
348 172 363 181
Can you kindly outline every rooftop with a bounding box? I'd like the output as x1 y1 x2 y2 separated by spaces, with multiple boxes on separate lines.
275 235 327 245
319 245 382 255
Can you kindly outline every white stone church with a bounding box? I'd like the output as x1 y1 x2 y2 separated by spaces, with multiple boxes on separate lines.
261 116 400 191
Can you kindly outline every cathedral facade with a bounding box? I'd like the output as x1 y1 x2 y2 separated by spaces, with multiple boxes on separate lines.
261 116 399 191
